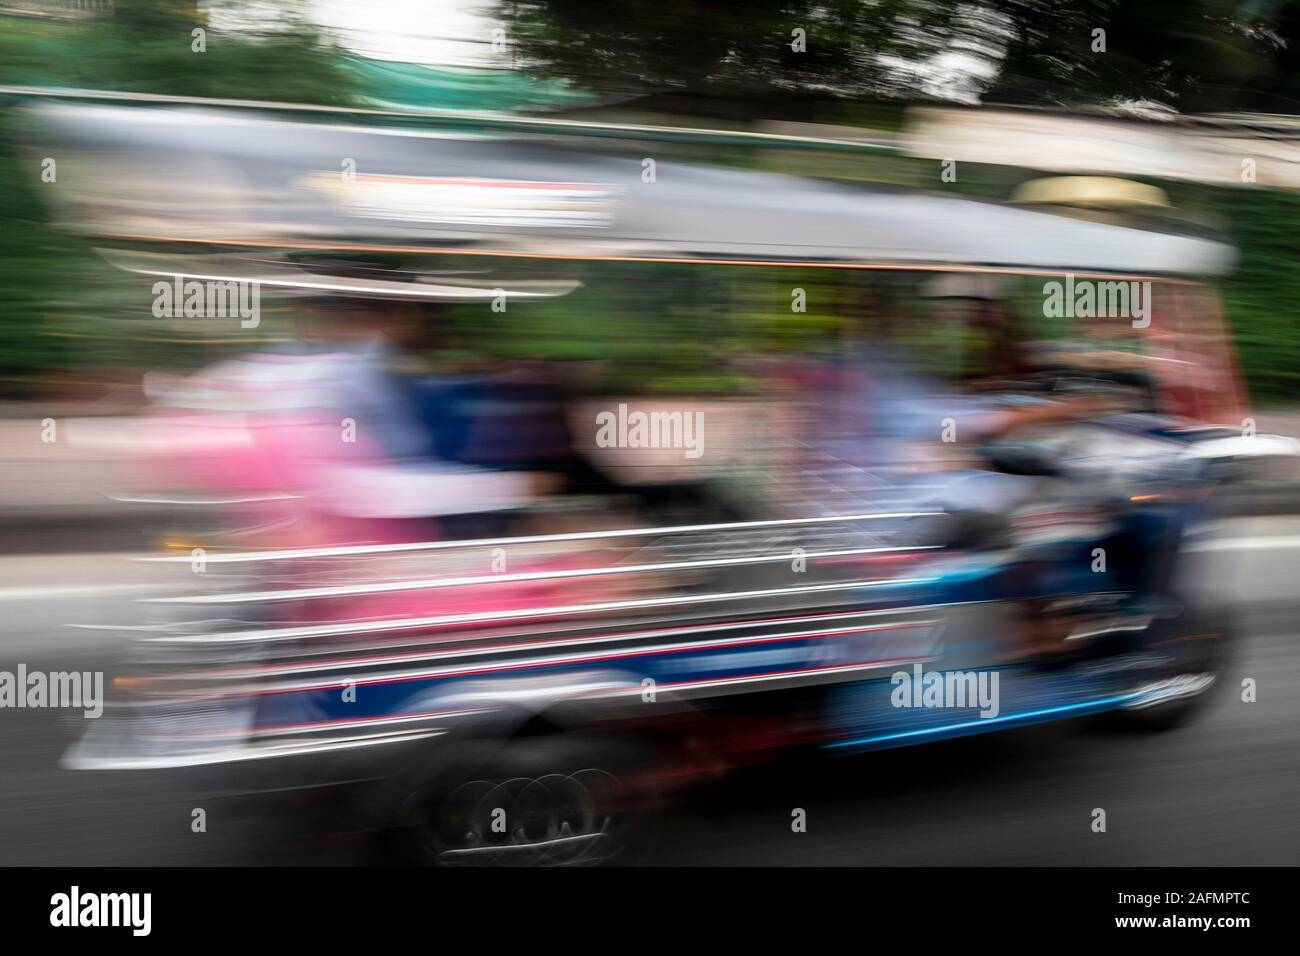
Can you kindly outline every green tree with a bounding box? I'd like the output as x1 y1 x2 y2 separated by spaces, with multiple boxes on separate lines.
0 0 365 394
497 0 1300 113
0 0 360 105
495 0 979 98
982 0 1300 113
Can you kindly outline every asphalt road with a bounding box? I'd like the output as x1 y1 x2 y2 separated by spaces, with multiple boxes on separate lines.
0 520 1296 866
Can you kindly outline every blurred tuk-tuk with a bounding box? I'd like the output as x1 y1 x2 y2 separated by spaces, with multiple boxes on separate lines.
17 90 1295 865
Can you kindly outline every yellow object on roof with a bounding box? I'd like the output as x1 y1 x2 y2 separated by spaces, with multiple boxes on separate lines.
1012 176 1171 209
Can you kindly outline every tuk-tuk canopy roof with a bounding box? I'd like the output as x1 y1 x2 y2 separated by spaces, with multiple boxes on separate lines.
22 100 1235 278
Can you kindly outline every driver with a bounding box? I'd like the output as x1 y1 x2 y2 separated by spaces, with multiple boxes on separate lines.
916 275 1130 664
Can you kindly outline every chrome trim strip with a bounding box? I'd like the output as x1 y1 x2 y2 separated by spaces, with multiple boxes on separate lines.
150 545 938 605
62 727 444 771
146 576 939 644
138 511 942 564
162 619 943 698
155 607 943 682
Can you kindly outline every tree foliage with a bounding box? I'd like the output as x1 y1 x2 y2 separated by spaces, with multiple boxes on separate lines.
0 0 359 105
0 0 364 395
498 0 1300 113
496 0 982 99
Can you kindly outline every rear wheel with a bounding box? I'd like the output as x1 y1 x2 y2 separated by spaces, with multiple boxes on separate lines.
1111 598 1235 731
385 734 659 866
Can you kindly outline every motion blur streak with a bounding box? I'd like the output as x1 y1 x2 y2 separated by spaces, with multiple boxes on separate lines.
0 0 1297 868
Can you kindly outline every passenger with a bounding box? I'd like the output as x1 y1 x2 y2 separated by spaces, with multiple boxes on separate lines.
304 297 554 537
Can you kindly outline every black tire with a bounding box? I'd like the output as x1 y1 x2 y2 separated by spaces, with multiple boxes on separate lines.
381 732 661 866
1109 598 1236 731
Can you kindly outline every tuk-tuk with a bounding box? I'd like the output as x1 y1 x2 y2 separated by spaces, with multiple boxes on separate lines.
20 92 1295 865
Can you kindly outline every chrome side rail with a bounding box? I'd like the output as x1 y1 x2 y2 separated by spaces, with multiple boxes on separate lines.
149 544 938 605
144 575 940 645
138 511 942 564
